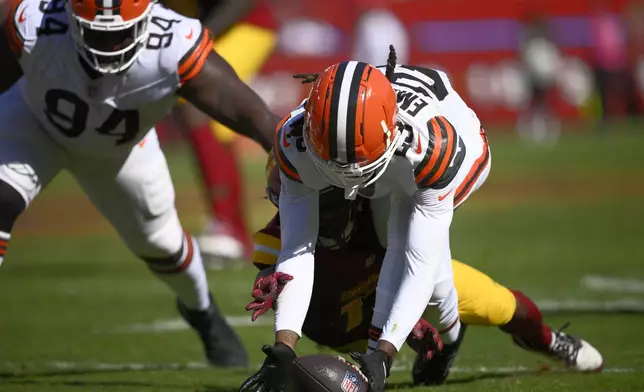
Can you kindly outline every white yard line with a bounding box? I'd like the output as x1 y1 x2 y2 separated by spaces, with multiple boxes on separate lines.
115 316 271 334
536 298 644 312
582 275 644 294
114 298 644 334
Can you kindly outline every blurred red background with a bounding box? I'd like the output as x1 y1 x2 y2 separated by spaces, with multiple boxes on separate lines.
250 0 643 125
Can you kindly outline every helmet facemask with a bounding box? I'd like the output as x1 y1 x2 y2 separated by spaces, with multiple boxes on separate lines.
301 50 402 200
304 120 403 200
67 1 154 74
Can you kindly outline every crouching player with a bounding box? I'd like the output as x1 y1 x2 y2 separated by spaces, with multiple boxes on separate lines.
244 153 604 386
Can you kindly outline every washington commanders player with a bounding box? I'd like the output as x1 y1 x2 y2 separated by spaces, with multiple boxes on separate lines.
161 0 277 264
240 47 492 391
241 153 604 387
0 0 279 367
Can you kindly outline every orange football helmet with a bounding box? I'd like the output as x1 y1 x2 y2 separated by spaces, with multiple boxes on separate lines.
303 61 401 199
67 0 155 74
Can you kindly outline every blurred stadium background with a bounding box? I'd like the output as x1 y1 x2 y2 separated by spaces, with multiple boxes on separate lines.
1 0 644 391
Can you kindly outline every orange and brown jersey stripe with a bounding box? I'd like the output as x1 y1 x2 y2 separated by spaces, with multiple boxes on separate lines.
414 116 460 188
178 27 213 85
454 131 490 206
273 119 302 183
4 0 26 57
0 239 8 257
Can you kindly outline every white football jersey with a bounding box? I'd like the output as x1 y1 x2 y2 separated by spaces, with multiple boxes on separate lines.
5 0 211 156
275 65 488 203
272 64 491 345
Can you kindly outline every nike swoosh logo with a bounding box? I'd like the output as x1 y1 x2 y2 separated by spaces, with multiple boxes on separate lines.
282 129 291 148
186 28 193 40
18 9 26 23
438 189 453 201
414 134 422 154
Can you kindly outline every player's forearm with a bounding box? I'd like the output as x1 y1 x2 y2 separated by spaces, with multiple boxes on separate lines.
248 109 281 152
274 177 319 341
380 259 437 350
216 103 278 152
275 329 300 350
274 252 315 339
380 202 453 350
178 51 277 152
370 194 410 338
371 247 405 334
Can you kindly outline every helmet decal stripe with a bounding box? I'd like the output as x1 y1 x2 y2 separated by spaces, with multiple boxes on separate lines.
327 62 348 162
95 0 121 16
100 0 111 15
305 61 398 186
345 61 367 164
334 61 359 164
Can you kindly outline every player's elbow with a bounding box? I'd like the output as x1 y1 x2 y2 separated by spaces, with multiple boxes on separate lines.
276 247 315 275
280 241 316 258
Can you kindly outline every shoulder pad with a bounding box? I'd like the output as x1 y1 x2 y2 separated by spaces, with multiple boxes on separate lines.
4 0 46 58
412 115 465 189
273 103 306 183
144 4 212 86
381 65 451 102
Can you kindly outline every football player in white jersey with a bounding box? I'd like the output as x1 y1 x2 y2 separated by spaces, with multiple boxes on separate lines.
240 47 491 392
0 0 280 367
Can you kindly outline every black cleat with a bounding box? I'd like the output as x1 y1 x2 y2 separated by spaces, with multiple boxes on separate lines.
412 324 468 386
177 294 249 368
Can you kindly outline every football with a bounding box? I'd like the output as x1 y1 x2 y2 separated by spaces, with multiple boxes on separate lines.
291 354 369 392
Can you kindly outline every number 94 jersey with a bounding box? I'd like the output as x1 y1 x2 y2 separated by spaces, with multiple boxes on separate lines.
4 0 212 156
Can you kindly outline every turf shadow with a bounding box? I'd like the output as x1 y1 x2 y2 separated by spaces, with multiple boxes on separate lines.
387 369 560 389
388 370 538 389
0 368 153 379
0 378 195 389
195 387 240 392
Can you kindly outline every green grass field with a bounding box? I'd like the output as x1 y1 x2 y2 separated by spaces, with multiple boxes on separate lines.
1 129 643 391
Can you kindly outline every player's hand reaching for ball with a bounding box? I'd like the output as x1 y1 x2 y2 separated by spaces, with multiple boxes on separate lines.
349 351 392 392
239 343 296 392
406 318 444 361
245 269 293 321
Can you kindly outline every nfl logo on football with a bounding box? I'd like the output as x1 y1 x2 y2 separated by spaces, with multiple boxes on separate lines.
341 371 361 392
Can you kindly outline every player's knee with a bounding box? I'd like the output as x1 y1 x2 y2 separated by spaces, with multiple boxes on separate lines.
141 231 197 274
124 217 193 274
118 209 182 255
129 228 183 259
457 285 517 327
0 180 27 233
508 289 542 324
424 285 459 328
